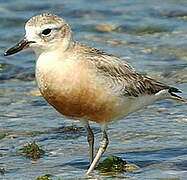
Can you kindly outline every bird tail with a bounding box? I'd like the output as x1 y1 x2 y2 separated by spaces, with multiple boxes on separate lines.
168 87 186 102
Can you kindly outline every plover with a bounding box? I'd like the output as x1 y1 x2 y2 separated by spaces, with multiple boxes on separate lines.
4 13 186 175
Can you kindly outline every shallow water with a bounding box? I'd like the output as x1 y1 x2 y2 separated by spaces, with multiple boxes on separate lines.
0 0 187 179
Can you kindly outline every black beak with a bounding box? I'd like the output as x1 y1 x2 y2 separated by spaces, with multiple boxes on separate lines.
4 37 35 56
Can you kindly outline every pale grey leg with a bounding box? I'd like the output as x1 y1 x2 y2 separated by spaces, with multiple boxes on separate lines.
82 120 94 165
86 128 109 175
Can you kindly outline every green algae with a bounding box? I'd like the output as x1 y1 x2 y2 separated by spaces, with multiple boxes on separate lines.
19 141 45 159
0 63 8 71
33 174 64 180
98 156 127 173
137 26 167 34
33 174 53 180
98 156 139 174
58 125 81 133
0 168 6 175
0 133 7 140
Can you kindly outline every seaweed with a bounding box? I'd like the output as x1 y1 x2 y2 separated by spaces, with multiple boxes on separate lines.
98 155 138 174
19 141 45 159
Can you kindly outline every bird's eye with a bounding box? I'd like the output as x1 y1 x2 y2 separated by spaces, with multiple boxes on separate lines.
41 28 52 36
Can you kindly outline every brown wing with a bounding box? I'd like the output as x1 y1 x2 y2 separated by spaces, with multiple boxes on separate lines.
83 47 171 97
74 42 183 100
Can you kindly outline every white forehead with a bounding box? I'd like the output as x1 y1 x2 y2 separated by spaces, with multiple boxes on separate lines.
25 23 61 35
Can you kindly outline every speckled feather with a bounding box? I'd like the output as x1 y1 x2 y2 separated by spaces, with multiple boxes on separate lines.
72 42 181 98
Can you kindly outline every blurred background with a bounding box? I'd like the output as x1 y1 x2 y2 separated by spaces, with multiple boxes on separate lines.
0 0 187 179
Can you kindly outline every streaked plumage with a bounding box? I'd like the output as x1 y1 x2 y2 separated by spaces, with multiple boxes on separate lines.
4 13 186 175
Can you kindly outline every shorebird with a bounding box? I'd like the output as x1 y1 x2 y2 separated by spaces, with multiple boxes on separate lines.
4 13 186 175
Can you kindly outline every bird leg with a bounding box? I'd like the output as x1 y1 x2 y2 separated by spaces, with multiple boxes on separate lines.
83 121 94 165
86 129 109 175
